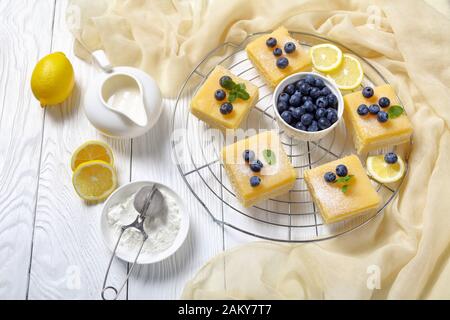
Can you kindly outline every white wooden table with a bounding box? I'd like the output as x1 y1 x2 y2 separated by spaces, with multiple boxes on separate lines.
3 0 447 301
0 0 252 300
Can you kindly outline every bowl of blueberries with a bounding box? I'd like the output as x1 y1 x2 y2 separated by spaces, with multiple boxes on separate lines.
273 72 344 141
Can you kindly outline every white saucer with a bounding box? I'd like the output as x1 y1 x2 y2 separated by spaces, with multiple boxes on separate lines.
100 181 189 264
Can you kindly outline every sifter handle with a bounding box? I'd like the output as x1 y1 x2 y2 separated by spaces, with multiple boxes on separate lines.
101 228 148 300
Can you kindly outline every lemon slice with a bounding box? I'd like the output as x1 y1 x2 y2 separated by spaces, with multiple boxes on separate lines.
326 54 363 90
366 155 405 184
71 140 114 171
72 160 117 201
310 44 343 72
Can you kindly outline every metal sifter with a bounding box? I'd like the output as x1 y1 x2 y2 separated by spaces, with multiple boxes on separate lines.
101 185 165 300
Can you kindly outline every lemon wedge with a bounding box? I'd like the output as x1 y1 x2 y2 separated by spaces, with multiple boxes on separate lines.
326 54 363 90
31 52 75 107
310 44 343 72
72 160 117 202
71 140 114 171
366 155 405 184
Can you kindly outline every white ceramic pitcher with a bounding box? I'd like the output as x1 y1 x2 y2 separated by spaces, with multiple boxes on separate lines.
85 50 162 138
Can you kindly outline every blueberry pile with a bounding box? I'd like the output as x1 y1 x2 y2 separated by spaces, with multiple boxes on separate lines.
277 75 339 132
265 37 297 69
358 86 391 123
324 164 348 183
214 76 234 115
243 149 263 187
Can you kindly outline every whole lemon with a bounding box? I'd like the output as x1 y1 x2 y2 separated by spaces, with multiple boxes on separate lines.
31 52 75 107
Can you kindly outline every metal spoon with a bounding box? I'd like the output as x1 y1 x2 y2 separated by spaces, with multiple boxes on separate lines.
101 185 165 300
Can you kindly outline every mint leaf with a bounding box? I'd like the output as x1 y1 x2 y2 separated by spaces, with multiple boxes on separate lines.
221 78 235 90
388 105 404 119
341 185 349 193
237 90 250 100
228 92 237 103
336 175 354 184
238 83 246 91
262 149 276 165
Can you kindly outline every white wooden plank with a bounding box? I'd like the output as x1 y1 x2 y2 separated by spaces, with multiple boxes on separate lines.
0 0 55 300
127 94 224 299
27 0 131 299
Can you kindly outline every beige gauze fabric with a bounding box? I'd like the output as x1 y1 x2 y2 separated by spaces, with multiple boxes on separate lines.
67 0 450 299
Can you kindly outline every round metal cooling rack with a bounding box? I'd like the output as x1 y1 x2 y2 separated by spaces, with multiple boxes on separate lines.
171 31 410 242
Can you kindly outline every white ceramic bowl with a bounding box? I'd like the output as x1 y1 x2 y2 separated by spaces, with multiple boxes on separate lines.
100 181 189 264
273 72 344 141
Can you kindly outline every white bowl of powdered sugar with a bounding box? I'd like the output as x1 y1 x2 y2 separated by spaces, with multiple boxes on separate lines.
100 181 189 264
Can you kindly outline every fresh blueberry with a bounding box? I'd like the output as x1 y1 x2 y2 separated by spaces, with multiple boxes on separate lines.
276 57 289 69
292 107 304 120
281 110 293 124
326 108 338 123
362 87 374 98
305 75 316 85
266 37 277 48
377 111 389 123
301 96 312 103
289 94 302 107
299 83 311 95
357 104 369 116
336 164 348 177
284 84 296 95
284 42 296 54
324 171 337 183
219 76 232 88
243 150 255 162
273 48 282 56
384 152 398 164
277 101 289 113
369 104 380 115
250 176 261 187
278 92 290 103
301 113 314 126
302 100 315 113
314 78 326 89
315 108 327 120
321 86 331 96
250 160 263 172
379 97 391 108
318 117 332 130
309 87 322 100
327 94 338 108
220 102 233 115
214 89 226 101
294 122 307 131
316 96 329 109
308 121 319 132
295 79 305 90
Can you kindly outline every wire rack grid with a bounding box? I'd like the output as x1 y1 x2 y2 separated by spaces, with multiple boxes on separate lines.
171 31 409 242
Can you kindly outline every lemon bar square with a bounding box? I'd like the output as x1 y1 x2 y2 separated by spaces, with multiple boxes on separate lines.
221 131 297 207
190 65 259 130
304 155 381 224
245 26 311 87
344 85 413 154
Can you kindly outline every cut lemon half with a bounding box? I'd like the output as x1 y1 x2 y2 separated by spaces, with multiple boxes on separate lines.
310 44 343 72
72 160 117 202
326 54 363 90
71 140 114 171
366 155 405 184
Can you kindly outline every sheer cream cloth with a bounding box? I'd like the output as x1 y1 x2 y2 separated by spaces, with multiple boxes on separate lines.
68 0 450 299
